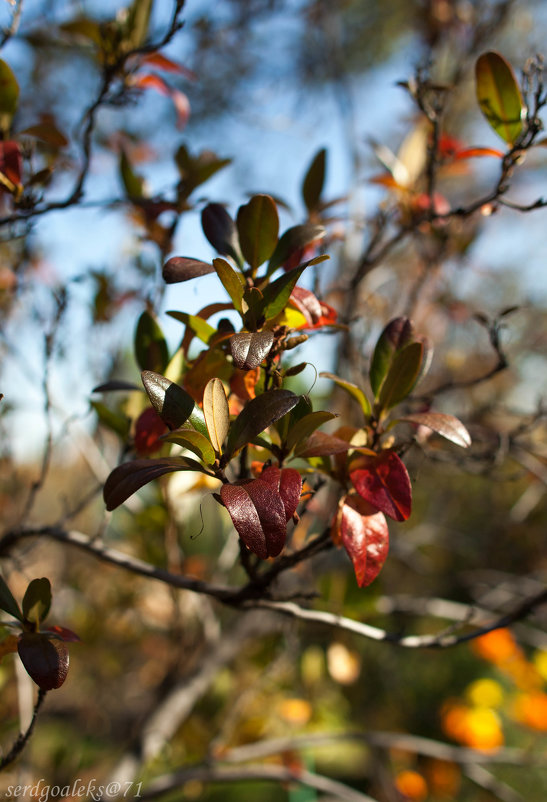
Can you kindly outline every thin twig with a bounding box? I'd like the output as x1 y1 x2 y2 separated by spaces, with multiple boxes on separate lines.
0 688 47 771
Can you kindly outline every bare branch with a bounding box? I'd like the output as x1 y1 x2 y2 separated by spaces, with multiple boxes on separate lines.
0 688 47 771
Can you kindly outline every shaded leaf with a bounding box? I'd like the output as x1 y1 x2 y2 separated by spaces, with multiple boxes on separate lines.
377 341 424 412
0 634 18 660
201 203 243 267
339 495 389 587
213 257 245 312
104 456 205 511
236 194 279 271
18 633 69 690
92 380 142 393
227 389 299 456
294 430 356 458
220 480 287 559
203 378 229 454
0 575 23 622
260 264 307 321
175 145 231 196
241 286 265 331
285 411 338 452
134 311 169 374
22 578 51 626
302 147 326 212
267 224 326 274
119 148 146 199
397 412 472 448
475 51 524 145
350 451 412 521
369 317 414 397
141 370 207 435
162 428 216 465
320 372 371 417
91 401 131 439
230 330 274 370
167 311 216 345
162 257 215 284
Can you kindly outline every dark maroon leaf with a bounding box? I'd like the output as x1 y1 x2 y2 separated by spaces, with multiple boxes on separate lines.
43 626 80 643
261 465 302 522
294 430 355 458
92 380 142 393
350 451 412 521
104 457 205 511
226 389 299 456
230 330 275 370
290 286 323 326
201 203 243 266
134 311 169 374
162 257 215 284
220 480 287 558
339 495 389 587
18 633 69 690
302 147 326 212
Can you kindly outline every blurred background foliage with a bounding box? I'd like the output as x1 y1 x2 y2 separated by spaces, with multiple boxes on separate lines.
0 1 546 801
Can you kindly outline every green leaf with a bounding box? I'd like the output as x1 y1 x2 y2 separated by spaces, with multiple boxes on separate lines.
227 389 300 456
134 311 169 374
104 456 207 511
201 203 243 267
236 194 279 272
0 575 23 622
286 410 337 452
377 341 424 413
320 372 371 417
0 60 19 133
123 0 153 50
175 145 231 196
119 148 146 199
203 378 229 454
22 578 52 626
369 318 414 398
162 428 216 465
260 265 307 321
475 51 524 145
141 370 208 436
267 224 325 275
167 311 217 345
302 148 326 212
213 257 245 312
91 401 131 439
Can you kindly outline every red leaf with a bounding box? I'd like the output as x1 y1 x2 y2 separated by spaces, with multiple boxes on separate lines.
140 52 197 80
220 479 287 559
134 407 168 455
43 625 80 643
350 451 412 521
18 633 69 690
0 140 22 191
162 257 215 284
339 495 389 587
133 74 190 128
261 465 302 522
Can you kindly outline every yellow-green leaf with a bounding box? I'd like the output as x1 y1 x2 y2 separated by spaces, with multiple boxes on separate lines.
475 52 524 145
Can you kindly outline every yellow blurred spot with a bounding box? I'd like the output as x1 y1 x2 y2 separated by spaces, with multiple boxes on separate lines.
395 770 428 801
278 698 312 726
465 708 504 750
327 642 361 685
466 678 504 709
513 692 547 732
534 650 547 681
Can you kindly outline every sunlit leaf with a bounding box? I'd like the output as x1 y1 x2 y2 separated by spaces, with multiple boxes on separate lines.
17 633 69 690
43 626 81 643
201 203 243 267
267 224 326 274
302 147 326 212
397 412 472 448
0 60 19 132
293 430 356 458
203 378 229 454
227 389 299 456
22 578 51 626
236 194 279 271
339 494 389 587
320 372 371 417
220 480 287 559
124 0 153 50
162 257 215 284
260 265 307 320
104 456 206 511
285 411 338 452
162 428 216 465
369 317 414 397
167 311 217 345
134 311 169 373
377 341 424 412
230 330 274 370
350 451 412 521
213 257 245 312
260 465 302 522
475 51 524 145
141 370 207 435
134 407 167 455
0 574 23 622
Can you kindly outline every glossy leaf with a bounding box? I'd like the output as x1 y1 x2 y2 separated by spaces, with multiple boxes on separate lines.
397 412 472 448
475 52 524 145
267 224 326 274
236 194 279 271
134 311 169 374
0 60 19 132
260 465 303 522
320 372 371 417
104 456 206 511
201 203 243 267
17 633 69 690
167 311 217 345
377 341 424 412
350 451 412 521
162 257 215 284
213 257 245 311
203 378 229 454
369 317 414 397
220 480 287 559
227 389 299 456
141 370 207 435
22 578 51 626
285 411 338 452
230 330 274 370
294 430 356 458
162 428 216 465
0 575 23 622
260 264 307 320
302 147 326 212
92 380 142 393
339 495 389 587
